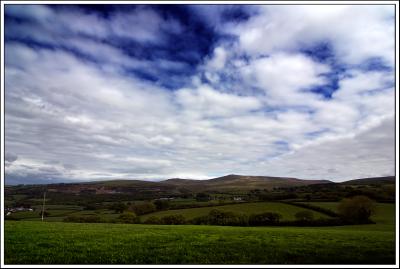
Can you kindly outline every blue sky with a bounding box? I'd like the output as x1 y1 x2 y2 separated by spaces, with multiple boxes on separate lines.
4 4 395 184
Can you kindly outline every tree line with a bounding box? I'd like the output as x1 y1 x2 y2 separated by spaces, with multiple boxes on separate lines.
63 195 376 227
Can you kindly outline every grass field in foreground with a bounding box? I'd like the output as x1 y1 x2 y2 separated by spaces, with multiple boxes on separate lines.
141 202 328 221
4 220 395 265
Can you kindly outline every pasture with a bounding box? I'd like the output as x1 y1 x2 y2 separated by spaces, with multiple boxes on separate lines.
4 220 395 264
141 202 328 221
305 202 396 227
4 202 396 264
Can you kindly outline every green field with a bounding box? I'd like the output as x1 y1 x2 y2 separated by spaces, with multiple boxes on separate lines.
5 202 396 264
8 201 328 222
8 207 130 223
141 202 328 221
5 220 395 264
7 205 84 221
305 202 396 226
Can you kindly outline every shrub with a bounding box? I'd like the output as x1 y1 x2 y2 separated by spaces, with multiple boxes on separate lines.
143 216 162 224
160 214 186 225
154 199 170 210
129 202 157 215
190 215 210 225
63 216 80 222
208 209 249 226
338 195 375 223
196 193 211 202
82 215 102 223
117 212 140 224
38 211 50 217
294 210 314 221
109 202 128 213
63 215 103 223
248 212 281 226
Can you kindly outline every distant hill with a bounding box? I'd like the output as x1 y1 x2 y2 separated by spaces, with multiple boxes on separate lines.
6 175 395 198
162 174 331 192
340 176 395 185
6 174 331 195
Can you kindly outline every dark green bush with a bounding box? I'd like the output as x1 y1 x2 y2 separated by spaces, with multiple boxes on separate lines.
190 215 210 225
207 209 249 226
195 193 211 202
129 202 157 215
154 199 170 210
160 214 186 225
338 195 375 223
109 202 128 213
143 216 162 224
117 212 140 224
248 212 281 226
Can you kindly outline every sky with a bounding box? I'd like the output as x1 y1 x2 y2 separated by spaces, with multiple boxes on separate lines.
3 4 396 184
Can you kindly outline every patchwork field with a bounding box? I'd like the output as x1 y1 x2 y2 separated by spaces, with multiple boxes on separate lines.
8 201 329 222
141 201 329 221
305 202 396 226
4 202 396 264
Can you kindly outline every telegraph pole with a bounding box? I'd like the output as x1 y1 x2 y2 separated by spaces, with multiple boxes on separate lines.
41 191 46 221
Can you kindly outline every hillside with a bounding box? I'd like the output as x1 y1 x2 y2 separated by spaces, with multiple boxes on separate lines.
163 174 331 192
340 176 395 185
5 175 395 204
6 174 332 195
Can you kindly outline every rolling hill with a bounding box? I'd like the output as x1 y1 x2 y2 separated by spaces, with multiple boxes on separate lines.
164 174 331 192
5 175 395 199
26 174 332 195
340 176 395 185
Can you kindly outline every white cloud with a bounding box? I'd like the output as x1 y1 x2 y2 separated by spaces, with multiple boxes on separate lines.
5 5 183 45
59 9 110 38
109 7 182 43
257 117 395 181
313 101 359 133
206 47 228 70
333 71 393 100
5 5 53 22
176 85 263 117
240 53 330 105
228 5 394 66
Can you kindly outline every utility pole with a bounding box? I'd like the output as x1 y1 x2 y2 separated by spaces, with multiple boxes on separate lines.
41 191 46 221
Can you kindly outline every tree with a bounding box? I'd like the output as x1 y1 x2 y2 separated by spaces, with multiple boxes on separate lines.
110 202 128 213
129 202 156 215
144 216 162 224
160 214 186 225
118 212 139 224
196 193 210 202
207 209 248 226
337 195 375 223
248 212 281 226
154 199 170 210
294 210 314 221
